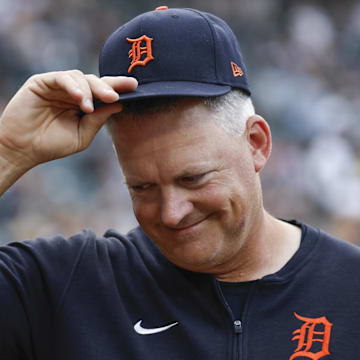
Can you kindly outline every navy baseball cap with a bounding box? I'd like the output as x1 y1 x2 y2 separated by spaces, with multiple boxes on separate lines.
99 6 250 101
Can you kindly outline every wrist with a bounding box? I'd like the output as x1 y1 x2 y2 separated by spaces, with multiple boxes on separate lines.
0 143 31 196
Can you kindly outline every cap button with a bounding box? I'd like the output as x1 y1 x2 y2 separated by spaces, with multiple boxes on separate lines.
155 6 169 10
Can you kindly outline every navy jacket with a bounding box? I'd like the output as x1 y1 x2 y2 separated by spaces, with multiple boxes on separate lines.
0 221 359 359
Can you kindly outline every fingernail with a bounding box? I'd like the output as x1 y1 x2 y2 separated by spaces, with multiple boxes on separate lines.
106 89 119 99
84 98 94 111
129 77 138 87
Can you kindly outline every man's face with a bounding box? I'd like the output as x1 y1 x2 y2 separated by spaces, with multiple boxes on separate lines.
112 99 265 274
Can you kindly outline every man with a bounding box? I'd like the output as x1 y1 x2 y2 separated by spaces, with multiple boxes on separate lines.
0 7 359 360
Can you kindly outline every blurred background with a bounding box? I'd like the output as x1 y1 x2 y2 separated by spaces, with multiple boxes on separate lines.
1 0 360 245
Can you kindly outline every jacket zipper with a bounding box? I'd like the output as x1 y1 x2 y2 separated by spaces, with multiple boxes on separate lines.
214 279 243 360
233 320 242 360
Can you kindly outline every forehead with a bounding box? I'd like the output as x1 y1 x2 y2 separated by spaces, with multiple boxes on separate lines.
111 98 244 176
112 98 209 133
112 99 212 151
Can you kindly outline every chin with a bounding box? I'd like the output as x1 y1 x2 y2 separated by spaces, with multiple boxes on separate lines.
159 237 225 273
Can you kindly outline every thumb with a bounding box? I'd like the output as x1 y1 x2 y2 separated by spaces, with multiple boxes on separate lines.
78 102 124 149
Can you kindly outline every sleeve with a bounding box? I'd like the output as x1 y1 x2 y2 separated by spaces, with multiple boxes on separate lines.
0 230 92 359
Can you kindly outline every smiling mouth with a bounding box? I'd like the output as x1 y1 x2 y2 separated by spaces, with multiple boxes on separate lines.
170 214 212 233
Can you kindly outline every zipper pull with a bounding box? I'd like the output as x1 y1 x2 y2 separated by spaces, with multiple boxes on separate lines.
233 320 242 334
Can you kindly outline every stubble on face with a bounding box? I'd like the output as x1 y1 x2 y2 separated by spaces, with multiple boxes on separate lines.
111 99 265 275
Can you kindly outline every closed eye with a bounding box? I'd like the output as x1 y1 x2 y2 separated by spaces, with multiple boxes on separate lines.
129 183 153 192
179 172 210 186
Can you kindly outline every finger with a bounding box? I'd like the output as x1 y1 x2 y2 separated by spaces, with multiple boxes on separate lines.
30 72 84 104
101 76 138 94
38 71 94 114
85 74 120 104
85 75 138 104
78 102 124 149
66 70 95 113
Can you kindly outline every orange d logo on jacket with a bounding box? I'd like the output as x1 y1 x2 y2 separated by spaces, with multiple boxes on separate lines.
290 312 333 360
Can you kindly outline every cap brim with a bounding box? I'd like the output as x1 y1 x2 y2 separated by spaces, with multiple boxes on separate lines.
115 81 232 102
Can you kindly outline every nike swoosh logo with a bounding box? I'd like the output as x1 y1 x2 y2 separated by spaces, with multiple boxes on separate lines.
134 320 179 335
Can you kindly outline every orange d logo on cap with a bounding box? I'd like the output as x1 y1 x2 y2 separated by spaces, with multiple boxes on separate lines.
126 35 155 73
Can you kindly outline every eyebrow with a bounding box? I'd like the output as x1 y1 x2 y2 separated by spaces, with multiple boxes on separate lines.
175 162 218 178
123 161 220 185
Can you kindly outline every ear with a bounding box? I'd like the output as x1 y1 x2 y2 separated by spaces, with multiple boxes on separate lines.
245 115 272 173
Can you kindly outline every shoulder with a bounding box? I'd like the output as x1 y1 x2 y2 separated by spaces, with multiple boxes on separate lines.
0 226 163 271
313 224 360 259
99 226 169 269
0 227 167 314
318 226 360 263
300 221 360 275
0 229 94 269
290 220 360 258
0 229 98 297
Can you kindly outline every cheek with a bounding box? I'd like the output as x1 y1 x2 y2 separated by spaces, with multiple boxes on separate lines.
131 197 159 226
199 183 234 211
132 197 165 234
202 179 250 223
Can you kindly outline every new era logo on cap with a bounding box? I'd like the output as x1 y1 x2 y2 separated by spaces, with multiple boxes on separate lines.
99 7 250 101
231 61 244 77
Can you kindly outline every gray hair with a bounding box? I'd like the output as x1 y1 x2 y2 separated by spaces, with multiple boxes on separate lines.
204 89 254 136
106 89 255 137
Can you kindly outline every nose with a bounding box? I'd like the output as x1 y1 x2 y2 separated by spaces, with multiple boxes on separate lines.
160 187 194 228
